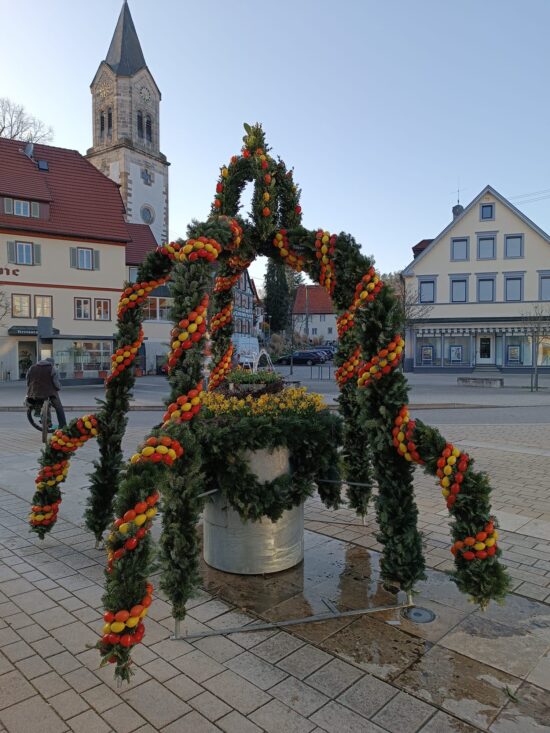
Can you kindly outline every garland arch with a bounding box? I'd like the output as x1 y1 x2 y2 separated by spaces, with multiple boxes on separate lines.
29 123 509 681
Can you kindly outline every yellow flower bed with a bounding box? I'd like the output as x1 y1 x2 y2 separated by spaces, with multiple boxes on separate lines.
202 387 325 416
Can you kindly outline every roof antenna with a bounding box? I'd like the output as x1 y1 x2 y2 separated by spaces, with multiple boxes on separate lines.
452 177 464 219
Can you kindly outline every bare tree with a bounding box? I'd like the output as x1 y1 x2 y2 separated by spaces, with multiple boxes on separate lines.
520 304 550 391
0 290 8 323
382 271 433 329
0 97 53 143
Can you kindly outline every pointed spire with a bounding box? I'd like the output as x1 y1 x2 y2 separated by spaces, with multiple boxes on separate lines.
105 1 146 76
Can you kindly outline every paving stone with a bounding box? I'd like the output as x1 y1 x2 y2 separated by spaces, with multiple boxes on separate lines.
250 699 315 733
164 673 204 701
72 585 104 607
1 639 34 662
226 651 288 690
48 651 82 675
188 599 233 623
141 658 179 682
4 611 34 629
32 607 76 630
94 661 150 692
162 710 221 733
76 606 102 624
276 645 333 680
251 631 305 663
0 578 35 596
336 673 400 719
63 666 101 693
121 679 190 727
372 691 435 733
13 589 58 614
193 634 244 663
59 597 87 612
102 702 147 733
269 676 329 716
66 709 112 733
49 689 90 719
148 638 193 662
203 670 270 715
217 710 263 733
15 653 51 679
0 694 68 733
31 637 66 658
311 701 387 733
51 620 98 654
47 588 73 602
81 684 122 714
17 623 48 643
33 670 71 697
189 690 232 721
0 651 14 676
0 626 20 646
170 649 225 683
418 711 480 732
0 669 37 709
305 658 364 697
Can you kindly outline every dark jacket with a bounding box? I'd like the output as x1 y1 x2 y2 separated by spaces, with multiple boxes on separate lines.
26 360 61 399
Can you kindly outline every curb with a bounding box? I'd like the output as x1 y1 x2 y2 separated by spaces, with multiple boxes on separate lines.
0 405 165 412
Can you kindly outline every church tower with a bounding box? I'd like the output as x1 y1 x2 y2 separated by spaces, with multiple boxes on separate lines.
86 1 169 244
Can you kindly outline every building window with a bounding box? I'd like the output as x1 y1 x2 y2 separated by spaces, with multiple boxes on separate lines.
75 298 92 320
31 202 40 218
504 275 523 302
451 278 468 303
477 236 496 260
12 294 31 318
419 279 435 303
137 111 144 139
143 296 173 321
540 274 550 301
451 238 469 261
327 327 333 335
16 242 33 265
480 203 494 221
140 205 155 225
14 200 30 217
70 247 99 270
320 314 326 322
35 295 52 317
311 327 318 335
146 115 152 142
95 299 111 320
107 107 112 136
505 235 523 258
100 111 105 138
128 266 139 283
478 278 495 302
4 198 13 214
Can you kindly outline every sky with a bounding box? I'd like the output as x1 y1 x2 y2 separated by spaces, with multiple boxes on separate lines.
3 0 550 285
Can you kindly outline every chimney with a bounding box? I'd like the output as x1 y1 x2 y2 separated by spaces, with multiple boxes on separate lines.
452 204 464 219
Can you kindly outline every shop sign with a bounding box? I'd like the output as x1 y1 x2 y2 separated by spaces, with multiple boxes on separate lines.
0 267 20 276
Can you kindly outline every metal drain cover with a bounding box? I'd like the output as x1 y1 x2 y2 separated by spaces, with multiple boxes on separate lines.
401 606 436 624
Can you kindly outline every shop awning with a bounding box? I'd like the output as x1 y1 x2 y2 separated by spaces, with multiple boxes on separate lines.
8 325 60 337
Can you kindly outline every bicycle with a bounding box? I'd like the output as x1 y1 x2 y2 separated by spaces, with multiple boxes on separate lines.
26 397 55 443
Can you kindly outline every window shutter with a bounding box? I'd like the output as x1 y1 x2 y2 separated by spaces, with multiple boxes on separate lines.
7 241 16 263
33 243 42 265
93 250 100 270
4 198 13 214
31 202 40 218
70 247 77 268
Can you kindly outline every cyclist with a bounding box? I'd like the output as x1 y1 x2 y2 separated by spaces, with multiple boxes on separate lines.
26 357 67 428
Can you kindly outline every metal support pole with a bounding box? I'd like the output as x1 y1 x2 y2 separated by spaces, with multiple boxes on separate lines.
171 597 414 641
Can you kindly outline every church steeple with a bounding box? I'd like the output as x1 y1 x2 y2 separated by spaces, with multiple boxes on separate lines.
86 1 169 245
105 1 147 76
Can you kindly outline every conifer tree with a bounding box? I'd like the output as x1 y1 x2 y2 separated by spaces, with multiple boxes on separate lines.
264 259 290 332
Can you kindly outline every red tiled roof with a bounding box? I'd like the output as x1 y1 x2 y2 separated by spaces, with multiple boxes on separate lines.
0 138 129 243
126 223 157 264
412 238 433 258
293 285 334 315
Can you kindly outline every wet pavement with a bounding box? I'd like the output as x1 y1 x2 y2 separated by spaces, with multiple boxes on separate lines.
200 529 550 732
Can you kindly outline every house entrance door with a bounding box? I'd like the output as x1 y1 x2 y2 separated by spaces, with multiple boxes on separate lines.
477 335 494 365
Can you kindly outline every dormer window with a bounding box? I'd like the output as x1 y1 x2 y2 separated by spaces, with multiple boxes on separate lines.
14 200 30 217
100 111 105 138
137 111 144 139
146 115 152 143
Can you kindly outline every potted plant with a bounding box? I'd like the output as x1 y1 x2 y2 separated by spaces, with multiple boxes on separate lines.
197 385 342 574
226 367 282 395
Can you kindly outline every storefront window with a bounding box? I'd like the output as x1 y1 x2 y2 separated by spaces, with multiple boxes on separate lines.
415 336 442 366
443 336 470 366
53 340 112 378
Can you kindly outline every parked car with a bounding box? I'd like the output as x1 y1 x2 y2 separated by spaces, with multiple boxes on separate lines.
316 347 335 360
275 351 325 366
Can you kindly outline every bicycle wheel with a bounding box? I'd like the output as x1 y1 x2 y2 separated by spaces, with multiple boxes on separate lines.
41 399 52 443
26 402 44 432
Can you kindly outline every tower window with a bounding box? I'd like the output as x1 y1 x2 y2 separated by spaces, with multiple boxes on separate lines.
146 115 152 143
107 107 112 137
100 111 105 138
137 111 144 139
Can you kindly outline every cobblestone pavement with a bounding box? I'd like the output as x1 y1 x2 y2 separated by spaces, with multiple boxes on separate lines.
0 420 549 731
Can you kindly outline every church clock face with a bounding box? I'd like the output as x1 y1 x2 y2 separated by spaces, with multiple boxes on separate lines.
97 81 111 100
139 86 151 104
